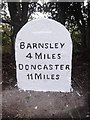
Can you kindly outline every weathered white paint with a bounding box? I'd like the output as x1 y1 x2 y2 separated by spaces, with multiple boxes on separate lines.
15 18 72 92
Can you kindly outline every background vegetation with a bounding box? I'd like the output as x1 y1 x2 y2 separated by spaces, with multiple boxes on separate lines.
1 1 90 119
1 1 90 88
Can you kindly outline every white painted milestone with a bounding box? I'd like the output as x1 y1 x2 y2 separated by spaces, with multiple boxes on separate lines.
15 18 72 92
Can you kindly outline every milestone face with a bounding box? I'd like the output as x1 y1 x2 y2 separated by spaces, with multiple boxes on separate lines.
15 18 72 92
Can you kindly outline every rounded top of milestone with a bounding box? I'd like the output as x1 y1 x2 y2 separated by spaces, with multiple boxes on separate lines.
17 18 70 38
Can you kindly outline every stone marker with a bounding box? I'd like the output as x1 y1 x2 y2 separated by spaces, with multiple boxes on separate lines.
15 18 72 92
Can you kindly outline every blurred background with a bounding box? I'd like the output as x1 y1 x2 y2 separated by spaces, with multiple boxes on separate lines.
0 1 90 119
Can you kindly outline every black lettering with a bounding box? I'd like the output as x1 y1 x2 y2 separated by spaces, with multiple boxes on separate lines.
19 64 23 70
27 74 33 80
27 74 29 79
25 65 29 70
57 54 61 59
65 65 70 70
35 73 42 79
60 43 65 48
35 53 42 59
37 65 42 70
60 65 64 70
55 65 59 70
43 65 48 70
44 54 46 59
49 64 53 70
20 42 25 49
47 74 50 79
38 43 44 48
31 65 36 70
47 54 51 59
30 74 33 79
55 43 58 48
33 43 37 49
52 54 55 59
51 74 54 80
27 43 32 49
43 74 46 79
45 43 48 49
26 53 33 59
56 74 60 80
50 43 54 49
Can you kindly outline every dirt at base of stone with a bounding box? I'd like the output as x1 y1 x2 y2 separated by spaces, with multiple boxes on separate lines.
2 87 89 119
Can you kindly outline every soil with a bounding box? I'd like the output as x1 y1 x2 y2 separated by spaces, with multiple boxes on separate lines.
1 53 90 119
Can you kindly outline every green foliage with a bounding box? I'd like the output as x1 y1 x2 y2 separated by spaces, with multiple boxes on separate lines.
67 22 82 53
71 30 81 53
2 23 12 54
69 27 81 53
